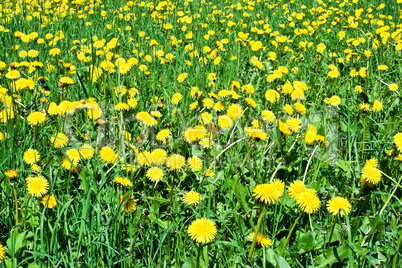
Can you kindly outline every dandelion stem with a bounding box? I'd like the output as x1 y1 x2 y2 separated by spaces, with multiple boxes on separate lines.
196 243 202 268
23 195 31 231
280 211 303 257
248 204 265 259
379 175 402 216
325 216 336 250
361 116 366 156
170 171 176 203
13 185 18 232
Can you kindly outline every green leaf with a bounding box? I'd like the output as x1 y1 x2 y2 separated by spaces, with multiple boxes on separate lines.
228 173 251 213
7 231 31 254
266 248 291 268
295 232 316 254
315 244 349 268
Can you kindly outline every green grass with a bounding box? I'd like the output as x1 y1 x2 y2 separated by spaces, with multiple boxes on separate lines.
0 0 401 267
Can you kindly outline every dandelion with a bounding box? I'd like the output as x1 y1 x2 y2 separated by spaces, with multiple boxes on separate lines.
253 179 284 205
120 194 137 213
361 165 382 187
327 196 351 217
137 151 153 166
166 154 186 171
324 95 341 106
265 89 280 103
66 149 81 163
114 177 133 187
171 93 182 105
41 194 57 209
156 129 172 144
177 73 188 83
27 111 46 126
0 243 5 262
227 104 243 120
218 115 233 130
261 110 276 123
394 133 402 152
247 232 272 248
6 70 21 80
151 149 167 165
26 175 49 197
79 144 94 160
99 146 118 164
50 133 69 148
188 156 203 172
59 77 75 85
23 149 40 165
296 190 321 214
389 83 398 92
372 100 382 112
287 180 306 201
188 218 217 243
146 167 164 182
5 169 18 180
182 191 202 205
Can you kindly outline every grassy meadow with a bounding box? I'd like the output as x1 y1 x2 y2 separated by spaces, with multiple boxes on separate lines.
0 0 401 267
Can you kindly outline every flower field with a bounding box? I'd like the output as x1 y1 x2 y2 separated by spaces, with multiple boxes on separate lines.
0 0 401 267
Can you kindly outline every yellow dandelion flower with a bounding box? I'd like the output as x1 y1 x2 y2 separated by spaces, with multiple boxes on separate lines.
50 133 68 148
99 146 118 164
297 191 321 214
66 149 81 163
227 104 243 120
286 118 301 133
188 218 217 243
361 166 381 186
172 93 182 105
114 176 133 187
389 83 398 92
26 175 49 197
5 169 18 180
61 156 79 171
327 196 351 217
177 73 188 83
183 191 202 205
245 128 268 141
372 100 382 112
261 110 276 123
79 144 94 160
151 149 167 165
287 180 306 201
278 120 292 135
27 111 46 126
115 102 130 111
146 167 164 182
324 95 341 106
265 90 280 103
120 194 137 213
0 243 5 261
218 115 233 130
6 70 21 80
41 194 57 209
166 154 186 171
253 179 284 204
188 156 203 172
23 149 40 165
156 129 172 144
59 77 75 85
394 133 402 152
248 232 273 248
